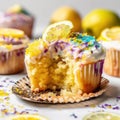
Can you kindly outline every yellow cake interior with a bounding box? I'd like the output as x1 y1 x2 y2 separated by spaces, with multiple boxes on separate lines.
27 55 81 94
25 40 81 94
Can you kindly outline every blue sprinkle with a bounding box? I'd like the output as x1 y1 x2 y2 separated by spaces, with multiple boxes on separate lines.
70 33 97 48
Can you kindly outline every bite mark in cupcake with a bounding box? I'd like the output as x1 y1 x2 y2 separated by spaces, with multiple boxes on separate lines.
25 33 104 94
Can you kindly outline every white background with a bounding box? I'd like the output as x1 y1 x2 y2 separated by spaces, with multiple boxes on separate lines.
0 0 120 35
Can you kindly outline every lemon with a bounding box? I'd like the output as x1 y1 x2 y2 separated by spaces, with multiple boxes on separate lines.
42 20 73 42
98 27 120 41
7 4 22 13
82 9 120 38
0 28 24 38
7 4 30 15
8 114 48 120
50 6 82 32
83 112 120 120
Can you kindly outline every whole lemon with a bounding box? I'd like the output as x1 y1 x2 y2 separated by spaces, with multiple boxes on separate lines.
50 6 82 32
82 9 120 38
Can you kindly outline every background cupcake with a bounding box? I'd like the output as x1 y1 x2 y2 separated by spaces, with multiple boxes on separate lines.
98 27 120 77
0 4 34 38
0 28 29 74
68 33 105 93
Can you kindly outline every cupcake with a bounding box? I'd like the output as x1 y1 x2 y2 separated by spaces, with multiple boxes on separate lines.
0 28 29 74
0 4 34 38
98 27 120 77
25 33 104 95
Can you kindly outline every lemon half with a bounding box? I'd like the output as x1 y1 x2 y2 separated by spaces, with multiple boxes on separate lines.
98 27 120 41
8 114 48 120
0 28 24 38
7 4 22 13
83 112 120 120
42 20 73 42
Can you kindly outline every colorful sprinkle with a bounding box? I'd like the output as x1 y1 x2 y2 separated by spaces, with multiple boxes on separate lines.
70 113 78 119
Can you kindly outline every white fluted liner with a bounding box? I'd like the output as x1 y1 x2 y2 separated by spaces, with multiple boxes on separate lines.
78 61 103 93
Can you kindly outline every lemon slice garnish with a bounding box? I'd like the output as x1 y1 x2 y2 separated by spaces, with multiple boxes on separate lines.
0 28 25 38
7 4 22 13
8 114 48 120
83 112 120 120
42 20 73 42
98 27 120 41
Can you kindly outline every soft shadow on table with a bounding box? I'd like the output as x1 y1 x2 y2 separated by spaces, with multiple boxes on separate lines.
14 84 119 109
104 84 120 98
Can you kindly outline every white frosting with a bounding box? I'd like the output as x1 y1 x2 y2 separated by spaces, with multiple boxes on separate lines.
100 41 120 50
0 44 26 52
26 40 105 64
82 45 105 63
0 36 29 52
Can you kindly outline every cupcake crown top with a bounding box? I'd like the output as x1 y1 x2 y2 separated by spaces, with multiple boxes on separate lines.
26 33 104 63
68 33 103 62
0 28 29 50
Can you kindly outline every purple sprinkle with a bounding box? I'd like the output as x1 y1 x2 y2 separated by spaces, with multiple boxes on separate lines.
117 96 120 99
113 106 120 110
99 60 104 74
1 53 6 62
95 44 99 49
0 85 3 87
20 111 29 114
99 105 106 109
9 80 15 83
54 47 57 52
33 109 38 112
84 42 88 47
94 63 98 75
104 104 111 107
70 113 78 118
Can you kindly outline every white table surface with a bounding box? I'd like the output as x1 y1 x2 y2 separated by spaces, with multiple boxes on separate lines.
0 72 120 120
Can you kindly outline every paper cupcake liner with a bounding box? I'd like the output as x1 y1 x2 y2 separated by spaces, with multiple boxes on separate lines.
0 48 25 74
0 14 34 38
78 60 104 93
104 48 120 77
12 76 109 104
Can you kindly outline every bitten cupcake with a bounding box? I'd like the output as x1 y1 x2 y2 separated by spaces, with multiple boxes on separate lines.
0 28 29 74
25 33 104 95
98 27 120 77
0 4 34 38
